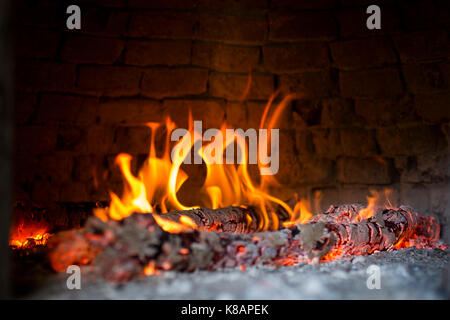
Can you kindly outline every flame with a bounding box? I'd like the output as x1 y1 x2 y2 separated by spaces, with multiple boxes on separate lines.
283 198 313 228
96 92 308 232
357 190 379 221
143 261 160 276
9 218 51 250
153 214 196 233
356 188 398 221
9 230 50 249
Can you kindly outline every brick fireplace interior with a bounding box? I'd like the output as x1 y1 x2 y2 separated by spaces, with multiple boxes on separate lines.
4 0 449 298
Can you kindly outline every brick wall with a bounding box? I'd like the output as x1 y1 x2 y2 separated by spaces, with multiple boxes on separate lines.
12 1 449 233
1 0 12 298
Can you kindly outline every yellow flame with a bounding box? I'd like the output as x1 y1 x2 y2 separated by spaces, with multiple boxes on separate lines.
96 93 313 232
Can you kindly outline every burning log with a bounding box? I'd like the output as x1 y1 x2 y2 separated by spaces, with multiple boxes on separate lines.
156 206 260 233
47 205 445 282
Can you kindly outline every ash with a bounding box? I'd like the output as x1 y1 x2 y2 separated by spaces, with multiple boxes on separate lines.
18 248 449 300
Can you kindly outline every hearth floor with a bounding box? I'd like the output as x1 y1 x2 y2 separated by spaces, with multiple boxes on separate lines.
14 248 449 300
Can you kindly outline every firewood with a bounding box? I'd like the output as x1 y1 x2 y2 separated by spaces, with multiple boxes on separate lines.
47 205 445 282
157 206 260 233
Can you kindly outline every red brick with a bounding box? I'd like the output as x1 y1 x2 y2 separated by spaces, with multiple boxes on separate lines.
279 71 338 98
400 0 450 31
292 99 322 126
269 12 337 41
311 187 340 213
14 27 60 58
112 126 152 154
128 12 197 39
430 183 449 219
395 154 448 184
80 8 129 37
14 152 38 199
59 181 91 202
337 157 392 184
312 127 378 158
162 99 226 129
414 93 450 123
36 94 100 125
311 128 341 158
37 152 74 183
246 101 267 129
196 0 268 11
72 155 105 182
263 43 329 73
340 68 404 98
246 100 294 130
339 0 391 5
377 125 447 156
13 1 59 27
192 42 260 73
128 0 198 9
270 0 334 10
330 37 397 70
337 7 401 38
209 72 273 101
393 30 449 63
320 98 359 126
295 129 314 156
400 184 430 215
125 40 191 66
61 35 124 64
354 96 416 126
195 13 267 44
226 101 248 128
98 99 164 124
55 126 115 154
340 128 378 156
274 131 302 185
15 60 76 92
297 157 335 185
55 127 87 152
15 125 59 154
14 92 37 124
32 180 60 202
78 66 142 97
79 0 127 7
141 68 208 99
403 62 450 94
84 126 116 154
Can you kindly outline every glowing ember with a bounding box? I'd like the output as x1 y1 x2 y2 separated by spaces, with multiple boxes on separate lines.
143 261 160 276
9 231 51 249
9 219 52 250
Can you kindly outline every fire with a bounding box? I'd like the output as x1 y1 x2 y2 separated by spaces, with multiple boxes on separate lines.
9 217 52 250
153 214 197 233
9 230 50 249
95 92 310 232
356 188 396 221
143 261 160 276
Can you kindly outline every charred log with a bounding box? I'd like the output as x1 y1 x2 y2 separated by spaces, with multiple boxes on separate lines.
158 206 260 233
47 205 445 282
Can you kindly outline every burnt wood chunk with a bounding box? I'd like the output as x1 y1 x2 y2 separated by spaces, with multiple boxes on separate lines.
47 205 445 282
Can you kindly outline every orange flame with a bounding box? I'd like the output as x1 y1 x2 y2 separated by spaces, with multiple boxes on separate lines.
9 218 51 250
95 92 307 232
143 261 160 276
9 231 50 249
